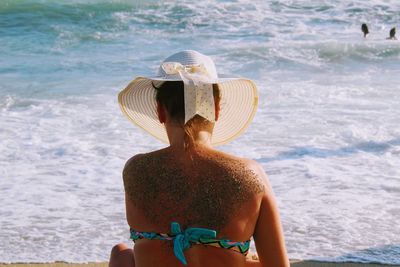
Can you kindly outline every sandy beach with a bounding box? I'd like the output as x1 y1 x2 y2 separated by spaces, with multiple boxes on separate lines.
1 261 399 267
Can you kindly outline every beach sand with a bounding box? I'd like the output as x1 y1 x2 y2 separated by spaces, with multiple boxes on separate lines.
1 261 399 267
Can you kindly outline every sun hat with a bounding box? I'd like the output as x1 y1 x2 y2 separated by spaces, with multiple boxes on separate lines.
118 50 258 146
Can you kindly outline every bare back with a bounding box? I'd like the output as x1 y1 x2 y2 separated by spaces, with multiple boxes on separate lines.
123 146 265 267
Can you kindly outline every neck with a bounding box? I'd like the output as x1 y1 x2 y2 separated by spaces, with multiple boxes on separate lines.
165 122 213 151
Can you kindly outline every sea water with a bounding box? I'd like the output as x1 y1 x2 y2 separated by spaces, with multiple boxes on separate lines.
1 0 400 264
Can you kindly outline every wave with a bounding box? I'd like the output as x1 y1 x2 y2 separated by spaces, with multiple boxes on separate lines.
0 1 136 31
1 0 399 45
316 41 400 62
217 40 400 75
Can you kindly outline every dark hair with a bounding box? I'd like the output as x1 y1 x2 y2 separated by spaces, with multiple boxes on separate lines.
153 81 220 147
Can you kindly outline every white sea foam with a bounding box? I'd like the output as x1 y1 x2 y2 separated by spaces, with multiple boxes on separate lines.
0 94 157 262
1 0 400 263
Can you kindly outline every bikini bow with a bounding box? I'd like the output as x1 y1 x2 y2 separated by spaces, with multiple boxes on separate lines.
162 62 216 124
170 222 217 265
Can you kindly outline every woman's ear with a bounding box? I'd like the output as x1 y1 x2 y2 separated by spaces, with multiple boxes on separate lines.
157 101 166 123
214 97 221 121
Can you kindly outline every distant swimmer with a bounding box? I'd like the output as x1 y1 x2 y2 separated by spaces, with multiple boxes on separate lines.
361 23 369 38
387 27 397 40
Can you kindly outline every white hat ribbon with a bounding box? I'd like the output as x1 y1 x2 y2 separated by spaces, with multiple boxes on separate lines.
162 62 216 124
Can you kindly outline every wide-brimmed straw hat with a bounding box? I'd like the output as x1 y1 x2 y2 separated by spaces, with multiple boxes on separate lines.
118 50 258 146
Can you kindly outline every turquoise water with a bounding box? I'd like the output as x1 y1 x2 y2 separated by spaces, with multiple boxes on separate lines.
1 0 400 263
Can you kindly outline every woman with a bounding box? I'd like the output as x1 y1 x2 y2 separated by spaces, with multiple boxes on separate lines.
110 50 289 267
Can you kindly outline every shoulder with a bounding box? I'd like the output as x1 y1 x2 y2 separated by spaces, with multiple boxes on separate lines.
220 151 266 176
239 157 262 172
122 154 144 186
123 149 167 172
214 150 267 193
122 150 163 183
123 153 146 176
214 150 266 176
237 157 271 192
124 153 146 170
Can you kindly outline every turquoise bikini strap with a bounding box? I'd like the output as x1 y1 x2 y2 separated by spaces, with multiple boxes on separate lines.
170 222 217 265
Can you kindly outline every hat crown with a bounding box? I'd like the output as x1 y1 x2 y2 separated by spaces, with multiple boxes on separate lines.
157 50 218 80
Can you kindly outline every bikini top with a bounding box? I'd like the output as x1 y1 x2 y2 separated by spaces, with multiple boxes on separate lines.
130 222 250 265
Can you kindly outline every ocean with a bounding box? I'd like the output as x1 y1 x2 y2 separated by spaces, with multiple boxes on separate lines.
0 0 399 264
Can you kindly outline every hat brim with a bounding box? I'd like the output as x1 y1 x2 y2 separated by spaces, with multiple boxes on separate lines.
118 76 258 146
